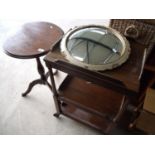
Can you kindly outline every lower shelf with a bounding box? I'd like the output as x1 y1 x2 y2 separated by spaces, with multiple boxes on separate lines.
61 103 113 133
58 75 124 133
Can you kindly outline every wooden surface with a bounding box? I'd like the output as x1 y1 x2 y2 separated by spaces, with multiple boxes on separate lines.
3 22 64 59
45 40 147 94
59 76 123 117
58 76 124 133
61 103 110 133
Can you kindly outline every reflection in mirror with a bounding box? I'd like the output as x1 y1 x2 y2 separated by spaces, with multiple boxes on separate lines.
67 27 123 65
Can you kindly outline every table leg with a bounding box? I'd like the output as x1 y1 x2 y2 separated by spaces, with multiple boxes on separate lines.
22 57 55 97
45 69 58 79
22 79 45 97
47 65 61 117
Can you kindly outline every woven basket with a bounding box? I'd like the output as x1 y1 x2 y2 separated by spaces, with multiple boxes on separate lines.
110 19 155 46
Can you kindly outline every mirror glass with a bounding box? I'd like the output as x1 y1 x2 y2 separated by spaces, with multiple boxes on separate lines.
67 27 123 65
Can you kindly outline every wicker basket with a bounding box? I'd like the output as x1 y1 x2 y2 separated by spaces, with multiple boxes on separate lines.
110 19 155 46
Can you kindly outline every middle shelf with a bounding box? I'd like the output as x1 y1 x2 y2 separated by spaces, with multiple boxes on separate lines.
58 75 124 119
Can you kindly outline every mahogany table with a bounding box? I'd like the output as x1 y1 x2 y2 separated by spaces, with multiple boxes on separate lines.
3 21 64 96
44 40 150 133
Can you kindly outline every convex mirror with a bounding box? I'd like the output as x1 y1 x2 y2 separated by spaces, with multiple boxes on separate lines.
61 25 130 71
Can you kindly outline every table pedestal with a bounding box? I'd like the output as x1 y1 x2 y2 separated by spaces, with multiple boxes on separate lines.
22 57 57 96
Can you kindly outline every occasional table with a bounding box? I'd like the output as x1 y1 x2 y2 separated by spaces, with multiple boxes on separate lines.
3 21 64 96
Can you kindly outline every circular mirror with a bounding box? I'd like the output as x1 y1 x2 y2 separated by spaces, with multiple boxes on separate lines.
61 25 130 71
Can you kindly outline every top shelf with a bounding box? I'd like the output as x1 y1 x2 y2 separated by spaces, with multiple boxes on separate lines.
45 40 147 94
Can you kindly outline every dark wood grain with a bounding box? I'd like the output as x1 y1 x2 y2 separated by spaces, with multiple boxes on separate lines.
61 103 110 133
3 22 64 59
45 40 146 94
3 21 64 97
44 38 149 133
58 76 123 118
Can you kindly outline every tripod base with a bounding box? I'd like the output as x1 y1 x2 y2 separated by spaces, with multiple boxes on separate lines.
22 57 57 97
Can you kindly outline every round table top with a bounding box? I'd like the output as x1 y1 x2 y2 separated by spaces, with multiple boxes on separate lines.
3 22 64 59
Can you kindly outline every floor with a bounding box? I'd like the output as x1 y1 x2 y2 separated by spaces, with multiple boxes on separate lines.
0 19 133 135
